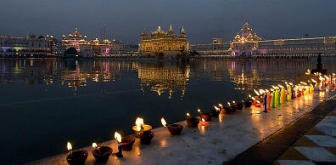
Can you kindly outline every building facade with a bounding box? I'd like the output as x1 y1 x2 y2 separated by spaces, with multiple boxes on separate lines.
139 26 189 56
191 22 336 57
62 28 124 57
229 22 262 56
0 35 53 57
229 22 336 57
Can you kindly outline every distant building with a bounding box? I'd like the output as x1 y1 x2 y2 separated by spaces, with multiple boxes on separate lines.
139 26 189 56
62 28 89 53
229 22 262 56
0 35 53 57
193 22 336 57
190 38 230 55
229 22 336 57
62 28 124 57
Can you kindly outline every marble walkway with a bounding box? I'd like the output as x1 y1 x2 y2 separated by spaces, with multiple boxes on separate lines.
275 108 336 165
28 91 335 165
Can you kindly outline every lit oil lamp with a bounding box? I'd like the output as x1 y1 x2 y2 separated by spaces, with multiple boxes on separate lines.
209 105 220 117
161 117 183 135
198 118 209 126
66 142 88 165
197 108 211 121
218 103 226 114
224 102 235 114
116 132 135 151
185 113 199 128
114 132 123 158
91 142 113 162
132 117 152 138
139 130 154 144
232 101 243 110
243 95 253 108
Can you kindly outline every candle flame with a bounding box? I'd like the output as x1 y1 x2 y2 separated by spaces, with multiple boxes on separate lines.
259 89 265 95
232 101 236 104
161 117 167 127
201 118 205 122
214 106 220 111
227 102 231 106
254 89 260 96
114 132 122 143
305 69 311 75
186 113 190 117
197 109 202 113
135 117 144 131
67 142 72 151
92 142 98 148
218 103 223 108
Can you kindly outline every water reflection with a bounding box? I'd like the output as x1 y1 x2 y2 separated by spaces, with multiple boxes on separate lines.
1 58 336 164
1 58 335 97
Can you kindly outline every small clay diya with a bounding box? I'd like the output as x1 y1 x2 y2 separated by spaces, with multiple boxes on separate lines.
209 106 220 117
140 131 154 144
233 101 243 110
132 125 152 138
244 99 252 107
119 136 136 151
167 124 183 135
186 117 199 128
66 150 88 165
92 146 112 162
200 113 211 121
199 118 209 126
223 105 235 114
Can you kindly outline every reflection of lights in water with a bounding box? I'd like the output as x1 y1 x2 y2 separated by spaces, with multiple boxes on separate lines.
134 145 141 156
198 125 206 135
160 139 167 147
219 114 224 123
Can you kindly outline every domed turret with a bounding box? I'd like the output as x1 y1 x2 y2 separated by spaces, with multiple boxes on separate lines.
180 26 186 37
168 25 174 35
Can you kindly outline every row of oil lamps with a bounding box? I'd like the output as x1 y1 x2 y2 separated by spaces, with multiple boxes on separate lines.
64 71 336 165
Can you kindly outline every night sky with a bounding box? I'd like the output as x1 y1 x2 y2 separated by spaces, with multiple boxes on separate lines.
0 0 335 43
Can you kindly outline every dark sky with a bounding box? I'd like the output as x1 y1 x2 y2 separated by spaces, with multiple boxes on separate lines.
0 0 335 44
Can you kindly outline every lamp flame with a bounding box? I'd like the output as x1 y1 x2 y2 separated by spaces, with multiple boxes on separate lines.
92 142 98 148
135 117 144 131
114 132 122 143
254 89 260 96
161 117 167 127
67 142 72 151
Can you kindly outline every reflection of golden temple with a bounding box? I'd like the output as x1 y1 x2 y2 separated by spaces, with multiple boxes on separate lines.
137 63 190 98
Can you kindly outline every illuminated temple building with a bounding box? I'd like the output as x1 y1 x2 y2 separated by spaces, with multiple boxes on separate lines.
139 26 190 56
229 22 262 56
191 22 336 57
0 35 53 57
62 28 123 57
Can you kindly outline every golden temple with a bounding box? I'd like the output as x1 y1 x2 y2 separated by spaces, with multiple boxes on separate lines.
139 26 189 56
